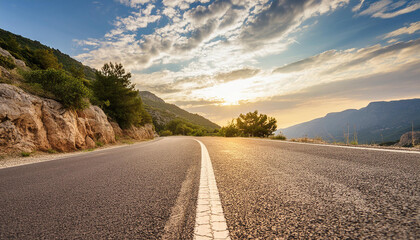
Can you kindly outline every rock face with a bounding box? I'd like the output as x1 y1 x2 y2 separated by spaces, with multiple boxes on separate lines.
0 47 28 69
0 84 154 153
395 131 420 147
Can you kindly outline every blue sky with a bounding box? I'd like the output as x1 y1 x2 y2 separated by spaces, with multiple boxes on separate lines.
1 0 419 127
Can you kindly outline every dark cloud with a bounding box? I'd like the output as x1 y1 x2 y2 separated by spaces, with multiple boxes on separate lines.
215 68 260 82
218 8 239 29
239 0 308 47
174 19 218 52
187 0 232 24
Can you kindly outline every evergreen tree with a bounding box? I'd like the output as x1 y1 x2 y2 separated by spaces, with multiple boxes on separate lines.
93 62 151 128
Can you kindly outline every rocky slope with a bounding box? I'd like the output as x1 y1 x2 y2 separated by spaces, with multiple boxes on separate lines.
0 84 154 154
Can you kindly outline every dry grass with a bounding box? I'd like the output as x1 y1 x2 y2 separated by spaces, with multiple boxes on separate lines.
290 136 326 144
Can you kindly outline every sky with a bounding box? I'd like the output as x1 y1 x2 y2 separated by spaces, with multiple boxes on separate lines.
1 0 419 128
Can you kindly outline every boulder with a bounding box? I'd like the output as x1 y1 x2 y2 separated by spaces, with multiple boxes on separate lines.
395 131 420 147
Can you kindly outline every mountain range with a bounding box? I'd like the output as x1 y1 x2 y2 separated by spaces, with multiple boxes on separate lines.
279 99 420 144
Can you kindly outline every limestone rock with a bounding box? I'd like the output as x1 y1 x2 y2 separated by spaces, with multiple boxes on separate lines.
0 84 117 153
122 124 155 140
0 83 155 154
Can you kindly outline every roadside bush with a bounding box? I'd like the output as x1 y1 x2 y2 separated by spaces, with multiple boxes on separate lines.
24 69 90 110
159 130 173 136
0 54 16 69
21 152 31 157
271 134 286 140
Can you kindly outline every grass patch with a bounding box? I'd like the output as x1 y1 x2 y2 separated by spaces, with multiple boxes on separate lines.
95 141 104 147
121 140 135 145
21 152 31 157
291 137 325 144
47 149 58 154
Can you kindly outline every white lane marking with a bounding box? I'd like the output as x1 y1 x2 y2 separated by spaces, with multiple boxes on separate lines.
245 138 420 155
194 139 231 240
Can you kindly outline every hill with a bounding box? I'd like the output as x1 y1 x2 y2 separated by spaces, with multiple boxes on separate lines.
139 91 220 131
279 99 420 144
0 28 96 80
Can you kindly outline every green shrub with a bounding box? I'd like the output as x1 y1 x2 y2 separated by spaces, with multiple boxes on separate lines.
0 54 16 69
95 141 104 147
271 134 286 140
33 49 62 70
24 69 90 109
47 149 57 154
159 130 173 136
21 152 31 157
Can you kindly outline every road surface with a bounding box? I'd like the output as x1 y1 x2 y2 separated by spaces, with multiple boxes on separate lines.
1 137 419 239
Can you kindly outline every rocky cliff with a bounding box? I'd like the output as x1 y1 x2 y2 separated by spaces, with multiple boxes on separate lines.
0 84 154 154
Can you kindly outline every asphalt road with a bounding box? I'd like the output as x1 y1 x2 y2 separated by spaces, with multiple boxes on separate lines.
1 137 419 239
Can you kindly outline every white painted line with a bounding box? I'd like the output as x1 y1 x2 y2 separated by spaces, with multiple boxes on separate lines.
194 139 231 240
245 138 420 155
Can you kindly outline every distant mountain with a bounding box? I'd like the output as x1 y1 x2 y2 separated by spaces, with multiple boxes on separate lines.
0 28 96 80
279 99 420 144
139 91 220 131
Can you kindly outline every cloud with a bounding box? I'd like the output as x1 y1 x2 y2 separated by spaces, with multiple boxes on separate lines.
75 0 350 72
214 68 260 82
272 38 420 77
357 0 420 19
273 50 337 73
239 0 348 48
384 21 420 39
73 39 100 46
137 67 262 94
107 5 160 37
185 0 232 25
323 38 420 75
352 0 365 12
118 0 152 8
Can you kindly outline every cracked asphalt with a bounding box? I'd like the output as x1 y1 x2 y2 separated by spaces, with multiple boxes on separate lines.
1 136 419 239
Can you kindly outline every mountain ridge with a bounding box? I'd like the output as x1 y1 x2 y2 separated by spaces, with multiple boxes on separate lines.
139 91 220 131
280 99 420 143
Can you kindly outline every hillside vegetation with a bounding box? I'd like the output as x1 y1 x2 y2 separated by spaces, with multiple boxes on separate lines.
0 28 95 80
139 91 220 133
